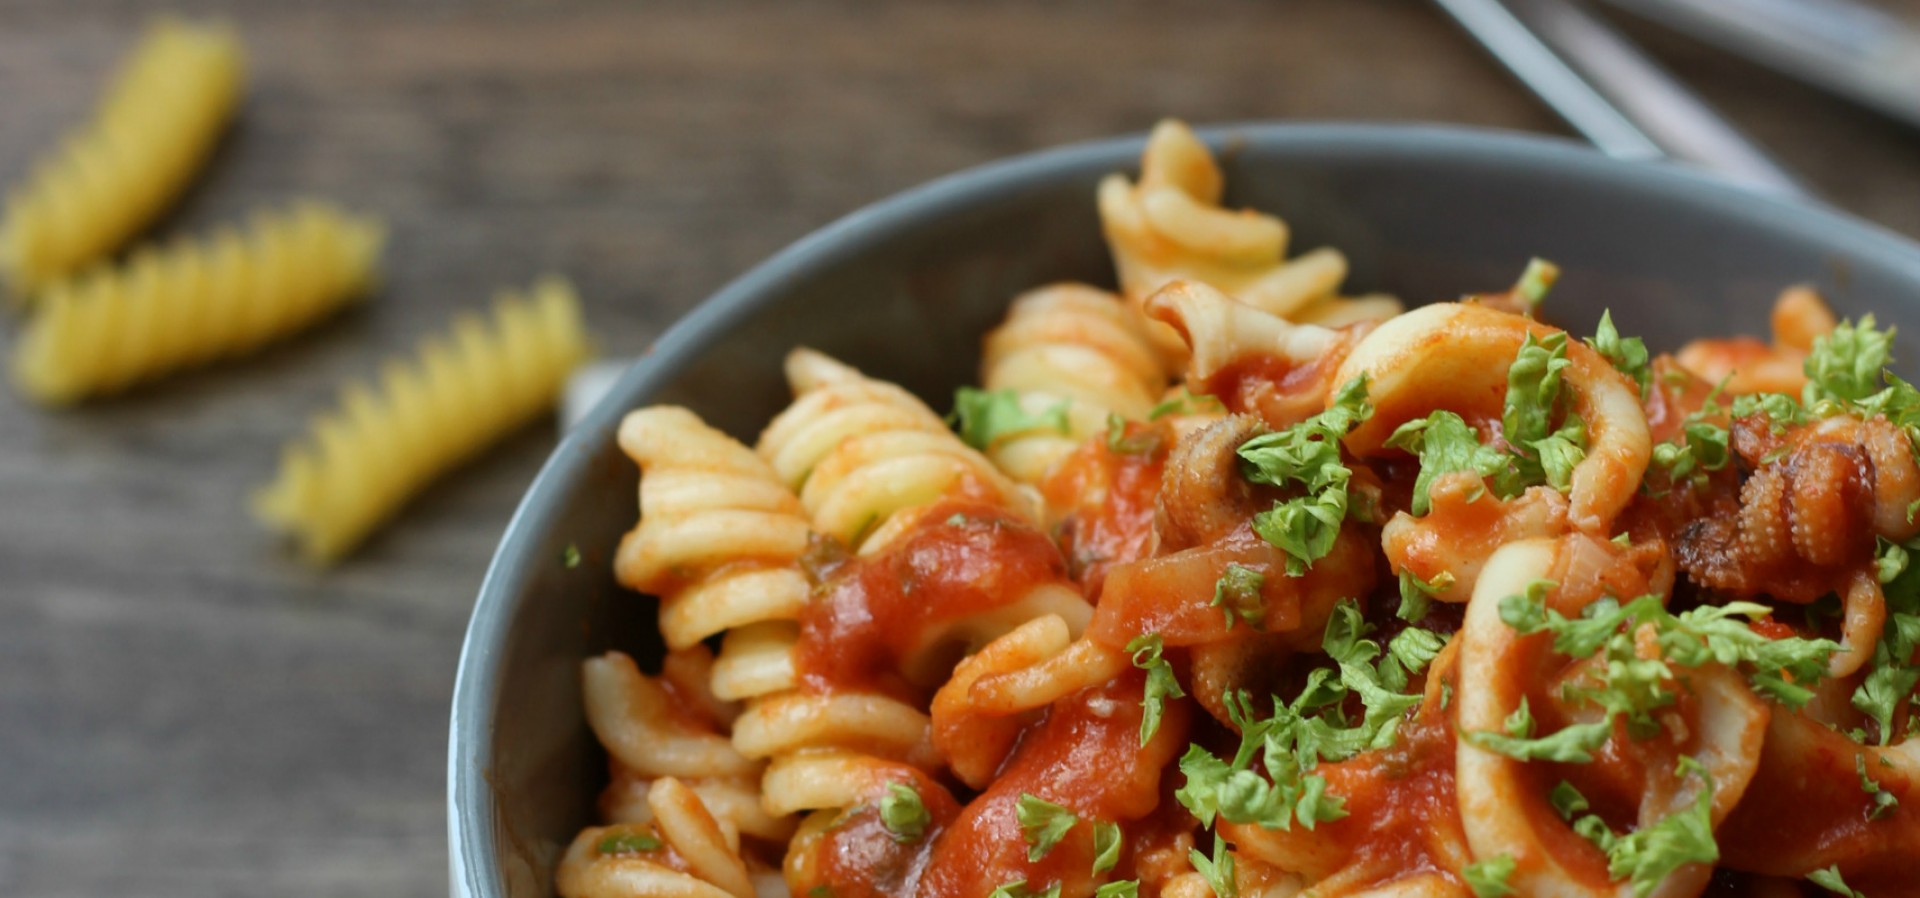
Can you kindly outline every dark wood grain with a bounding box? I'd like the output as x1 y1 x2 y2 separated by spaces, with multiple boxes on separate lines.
2 1 1918 895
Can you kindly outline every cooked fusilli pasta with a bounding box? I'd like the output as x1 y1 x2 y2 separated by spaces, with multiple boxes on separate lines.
975 283 1169 483
1097 119 1401 368
253 276 588 563
1 18 244 297
562 120 1920 898
12 201 384 405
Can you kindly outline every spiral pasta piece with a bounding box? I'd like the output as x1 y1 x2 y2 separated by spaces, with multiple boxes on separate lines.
558 777 761 898
758 348 1035 552
12 201 385 405
614 405 812 653
1098 119 1400 366
978 283 1169 482
930 614 1128 789
1144 279 1358 428
252 276 588 563
583 651 793 844
1 18 244 296
725 352 1097 834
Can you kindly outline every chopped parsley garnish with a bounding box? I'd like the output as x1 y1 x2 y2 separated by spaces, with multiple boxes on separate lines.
562 543 582 568
1499 586 1838 716
1504 331 1572 451
1464 854 1517 898
1385 411 1505 515
596 831 662 854
1805 314 1895 406
1094 881 1139 898
1212 563 1266 630
1176 601 1443 836
1092 821 1122 874
950 387 1070 450
1857 754 1900 820
1730 391 1807 430
1549 781 1591 820
878 782 930 844
1463 696 1614 763
1386 626 1446 679
1588 309 1650 397
1605 761 1719 897
1106 413 1163 455
1396 568 1455 622
1149 388 1225 420
1015 793 1077 862
1128 633 1185 746
1650 390 1732 490
1514 257 1560 312
1386 331 1590 513
1856 534 1920 744
1189 838 1238 898
987 880 1061 898
1238 376 1371 574
1809 866 1866 898
1533 416 1588 493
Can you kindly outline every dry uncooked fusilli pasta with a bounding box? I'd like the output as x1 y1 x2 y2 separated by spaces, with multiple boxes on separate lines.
253 277 589 563
1 18 244 296
12 201 385 405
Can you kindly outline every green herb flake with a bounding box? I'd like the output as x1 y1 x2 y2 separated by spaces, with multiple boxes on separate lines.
1384 410 1504 516
596 831 662 854
878 782 930 844
1106 413 1163 455
1809 866 1866 898
1804 315 1895 406
1856 754 1900 820
1589 309 1650 397
1464 854 1518 898
1128 633 1186 746
1189 838 1238 898
1015 793 1078 862
1464 696 1615 763
986 880 1061 898
1504 331 1572 451
1092 821 1122 874
1149 388 1224 420
1212 563 1266 631
1396 568 1455 622
1514 257 1561 311
1605 762 1718 897
951 387 1071 450
1549 781 1591 821
1238 376 1372 574
1094 881 1139 898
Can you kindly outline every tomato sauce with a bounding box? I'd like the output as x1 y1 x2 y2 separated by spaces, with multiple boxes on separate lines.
914 670 1193 898
1198 342 1351 431
1041 427 1166 597
795 499 1077 700
1090 525 1377 649
792 765 964 898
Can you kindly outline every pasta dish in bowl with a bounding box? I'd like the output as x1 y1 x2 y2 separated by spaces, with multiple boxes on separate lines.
451 121 1920 898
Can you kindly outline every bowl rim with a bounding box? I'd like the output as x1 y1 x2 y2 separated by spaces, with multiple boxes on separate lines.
445 119 1920 898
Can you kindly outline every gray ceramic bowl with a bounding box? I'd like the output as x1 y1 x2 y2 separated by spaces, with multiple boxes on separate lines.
447 122 1920 898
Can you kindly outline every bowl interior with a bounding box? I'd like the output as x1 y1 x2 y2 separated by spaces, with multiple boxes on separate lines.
450 122 1920 898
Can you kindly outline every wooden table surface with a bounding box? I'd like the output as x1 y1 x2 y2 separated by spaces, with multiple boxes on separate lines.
3 1 1918 895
